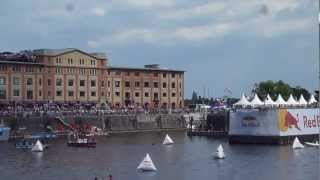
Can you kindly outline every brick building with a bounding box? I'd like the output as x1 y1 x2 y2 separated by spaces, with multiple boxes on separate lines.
0 48 184 109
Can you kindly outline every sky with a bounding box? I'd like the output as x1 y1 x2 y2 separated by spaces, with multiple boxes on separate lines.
0 0 318 98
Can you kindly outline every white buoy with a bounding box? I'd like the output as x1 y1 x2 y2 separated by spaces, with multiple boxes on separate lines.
137 153 157 171
214 144 225 159
31 140 44 152
163 134 174 145
292 137 304 149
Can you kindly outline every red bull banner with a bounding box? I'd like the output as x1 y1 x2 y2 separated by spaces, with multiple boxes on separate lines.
229 108 320 137
278 109 320 136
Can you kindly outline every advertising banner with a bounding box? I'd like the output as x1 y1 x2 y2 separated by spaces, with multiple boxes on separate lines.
229 109 279 136
229 108 320 137
278 109 320 136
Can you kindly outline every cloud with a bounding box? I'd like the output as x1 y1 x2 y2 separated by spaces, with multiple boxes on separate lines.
126 0 176 9
158 2 226 20
92 8 106 16
174 22 238 41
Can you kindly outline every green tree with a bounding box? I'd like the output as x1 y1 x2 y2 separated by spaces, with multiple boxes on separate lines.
253 80 310 101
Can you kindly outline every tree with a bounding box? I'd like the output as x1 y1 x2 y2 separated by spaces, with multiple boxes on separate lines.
253 80 310 101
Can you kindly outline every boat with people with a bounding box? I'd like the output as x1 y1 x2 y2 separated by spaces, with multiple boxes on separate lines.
305 141 319 147
67 131 97 148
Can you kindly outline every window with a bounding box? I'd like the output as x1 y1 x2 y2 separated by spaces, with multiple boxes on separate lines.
125 81 130 88
125 92 130 99
56 91 62 96
27 78 32 85
115 92 120 97
91 80 96 87
0 77 5 85
0 90 6 99
134 72 140 76
91 91 96 97
171 73 175 78
27 90 33 99
13 89 19 96
162 82 167 88
163 93 167 97
68 91 74 97
144 82 149 88
115 71 121 76
171 82 176 88
39 90 42 96
80 80 85 86
135 81 140 87
56 79 62 86
91 60 96 65
135 92 140 97
48 79 51 86
48 91 51 97
108 81 111 87
154 93 159 100
101 81 105 87
39 79 42 86
172 93 176 97
13 77 20 85
125 72 130 76
179 74 182 78
80 59 84 65
68 79 74 86
108 92 111 97
115 81 120 87
163 73 167 78
180 83 182 88
12 66 21 72
144 92 149 97
80 91 85 97
154 73 158 77
153 82 158 88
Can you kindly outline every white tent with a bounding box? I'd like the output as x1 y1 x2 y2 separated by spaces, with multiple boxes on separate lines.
308 94 317 105
250 94 264 107
275 94 287 106
298 95 308 106
233 94 251 107
264 94 276 106
287 94 299 106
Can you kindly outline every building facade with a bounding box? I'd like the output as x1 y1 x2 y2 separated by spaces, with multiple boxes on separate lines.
0 49 184 109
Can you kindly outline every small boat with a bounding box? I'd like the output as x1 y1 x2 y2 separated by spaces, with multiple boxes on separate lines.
163 134 174 145
16 139 34 149
292 137 304 149
0 126 10 141
214 144 226 159
305 141 319 147
67 132 96 148
137 153 157 171
31 140 44 152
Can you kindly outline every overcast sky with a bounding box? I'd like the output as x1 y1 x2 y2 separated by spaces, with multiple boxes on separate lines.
0 0 318 98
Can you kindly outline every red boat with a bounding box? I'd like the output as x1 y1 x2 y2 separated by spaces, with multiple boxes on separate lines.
67 132 96 148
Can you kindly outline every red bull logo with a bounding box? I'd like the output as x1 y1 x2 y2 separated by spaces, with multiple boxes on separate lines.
278 109 301 132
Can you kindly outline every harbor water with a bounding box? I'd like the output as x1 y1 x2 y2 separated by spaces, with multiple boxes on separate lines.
0 132 319 180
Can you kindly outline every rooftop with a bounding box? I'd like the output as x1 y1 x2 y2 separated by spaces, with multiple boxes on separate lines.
108 65 185 73
33 48 107 60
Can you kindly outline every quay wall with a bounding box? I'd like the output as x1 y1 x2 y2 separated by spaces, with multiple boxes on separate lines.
1 112 186 135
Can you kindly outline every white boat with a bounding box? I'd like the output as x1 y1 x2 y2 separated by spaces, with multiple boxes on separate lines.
31 140 44 152
163 134 174 145
214 144 226 159
292 137 304 149
305 141 319 147
137 153 157 171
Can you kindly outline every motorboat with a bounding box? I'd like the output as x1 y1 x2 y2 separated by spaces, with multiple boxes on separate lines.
67 132 96 148
305 141 319 147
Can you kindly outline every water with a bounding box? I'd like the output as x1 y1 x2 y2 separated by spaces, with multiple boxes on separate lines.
0 132 319 180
